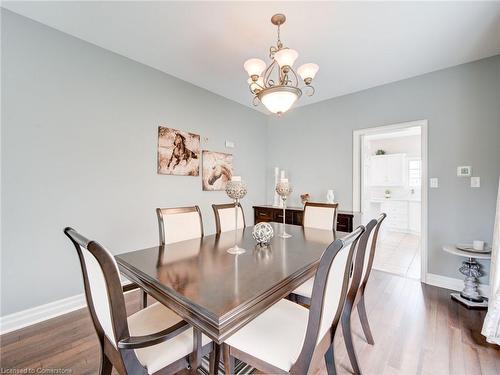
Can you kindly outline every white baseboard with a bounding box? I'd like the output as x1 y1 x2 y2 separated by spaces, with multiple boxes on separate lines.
425 273 490 298
0 293 86 335
0 278 136 335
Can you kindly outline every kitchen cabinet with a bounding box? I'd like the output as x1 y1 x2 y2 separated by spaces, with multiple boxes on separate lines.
376 199 421 234
408 201 421 233
369 154 406 186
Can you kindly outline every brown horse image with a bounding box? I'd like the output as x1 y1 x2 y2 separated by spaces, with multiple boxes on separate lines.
207 161 232 187
167 133 198 170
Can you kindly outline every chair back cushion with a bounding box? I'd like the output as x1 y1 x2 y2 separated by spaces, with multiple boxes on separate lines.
215 205 245 233
80 247 118 345
157 207 203 245
317 241 354 341
303 203 338 231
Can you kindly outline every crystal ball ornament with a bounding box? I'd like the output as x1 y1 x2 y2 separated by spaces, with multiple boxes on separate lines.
276 180 292 197
252 222 274 246
225 180 248 200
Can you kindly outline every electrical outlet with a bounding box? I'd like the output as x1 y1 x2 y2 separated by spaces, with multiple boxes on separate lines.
430 178 439 188
471 177 480 188
225 140 235 148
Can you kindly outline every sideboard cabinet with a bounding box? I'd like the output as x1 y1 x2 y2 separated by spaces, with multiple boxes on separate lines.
253 205 357 232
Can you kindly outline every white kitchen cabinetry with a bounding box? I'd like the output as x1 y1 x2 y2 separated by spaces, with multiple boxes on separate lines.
369 154 406 186
377 199 421 234
380 200 409 231
408 201 421 233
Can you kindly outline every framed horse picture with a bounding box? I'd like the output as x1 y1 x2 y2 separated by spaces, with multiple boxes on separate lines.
157 126 200 176
202 151 233 191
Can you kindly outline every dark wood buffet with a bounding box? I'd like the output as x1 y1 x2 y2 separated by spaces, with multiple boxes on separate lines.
253 205 358 232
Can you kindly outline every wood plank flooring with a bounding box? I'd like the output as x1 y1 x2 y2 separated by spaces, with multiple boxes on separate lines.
1 271 499 374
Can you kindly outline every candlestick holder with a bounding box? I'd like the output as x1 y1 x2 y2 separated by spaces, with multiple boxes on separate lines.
225 178 248 254
276 179 293 238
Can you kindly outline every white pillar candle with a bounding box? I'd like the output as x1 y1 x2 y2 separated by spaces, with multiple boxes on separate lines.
280 170 285 179
231 176 242 182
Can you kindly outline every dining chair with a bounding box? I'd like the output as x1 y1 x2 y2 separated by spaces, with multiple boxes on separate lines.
64 227 213 375
147 206 205 309
212 203 246 234
290 214 386 375
221 225 365 375
303 202 339 231
156 206 204 245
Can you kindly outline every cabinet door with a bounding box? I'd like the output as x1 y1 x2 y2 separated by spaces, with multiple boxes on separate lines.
386 154 406 186
370 156 388 186
408 201 421 233
381 201 408 230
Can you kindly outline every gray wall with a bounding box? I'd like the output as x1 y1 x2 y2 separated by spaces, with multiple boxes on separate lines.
1 11 267 316
267 55 500 282
2 10 499 316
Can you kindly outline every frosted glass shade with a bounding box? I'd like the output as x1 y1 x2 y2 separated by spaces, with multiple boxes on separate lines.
259 87 300 115
274 48 298 67
244 58 266 77
297 63 319 81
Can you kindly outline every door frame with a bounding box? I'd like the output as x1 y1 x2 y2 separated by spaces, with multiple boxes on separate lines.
352 120 428 283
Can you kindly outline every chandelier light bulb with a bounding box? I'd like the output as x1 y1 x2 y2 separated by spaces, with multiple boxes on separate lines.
297 63 319 83
243 58 266 78
273 48 299 68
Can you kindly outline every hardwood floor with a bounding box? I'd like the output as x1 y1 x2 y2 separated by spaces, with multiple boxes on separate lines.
1 271 498 374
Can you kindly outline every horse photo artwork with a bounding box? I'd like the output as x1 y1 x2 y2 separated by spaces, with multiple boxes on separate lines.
157 126 200 176
202 151 233 191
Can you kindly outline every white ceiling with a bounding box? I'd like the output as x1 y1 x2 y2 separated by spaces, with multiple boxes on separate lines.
3 1 500 113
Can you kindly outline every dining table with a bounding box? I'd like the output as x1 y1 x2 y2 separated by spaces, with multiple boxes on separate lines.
115 222 347 374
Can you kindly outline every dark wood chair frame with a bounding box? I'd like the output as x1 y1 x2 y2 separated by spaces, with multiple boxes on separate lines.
291 213 387 375
212 203 246 234
222 225 366 375
64 227 213 375
303 202 339 233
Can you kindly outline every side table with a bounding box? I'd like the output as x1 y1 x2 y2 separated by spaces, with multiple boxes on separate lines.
442 244 491 309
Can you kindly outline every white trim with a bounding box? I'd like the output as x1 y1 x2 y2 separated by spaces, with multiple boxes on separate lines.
0 278 135 334
352 120 429 284
0 293 86 335
426 272 490 298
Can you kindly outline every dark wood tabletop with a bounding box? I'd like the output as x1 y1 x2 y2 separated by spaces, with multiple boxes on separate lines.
116 223 346 343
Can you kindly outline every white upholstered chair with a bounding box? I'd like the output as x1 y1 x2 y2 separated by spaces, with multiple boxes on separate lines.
303 202 339 231
156 206 204 245
290 214 387 374
212 203 245 234
64 227 212 375
222 226 365 375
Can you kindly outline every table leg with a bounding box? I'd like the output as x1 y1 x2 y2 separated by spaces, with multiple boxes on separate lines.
209 342 221 375
190 328 202 372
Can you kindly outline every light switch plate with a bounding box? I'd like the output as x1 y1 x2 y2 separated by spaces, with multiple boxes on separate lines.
225 140 235 148
471 177 480 188
430 178 439 188
457 166 472 177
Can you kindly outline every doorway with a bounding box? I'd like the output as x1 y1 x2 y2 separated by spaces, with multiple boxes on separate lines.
353 121 428 282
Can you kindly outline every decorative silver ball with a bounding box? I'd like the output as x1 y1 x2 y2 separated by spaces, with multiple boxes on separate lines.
225 180 248 200
252 222 274 245
276 180 292 198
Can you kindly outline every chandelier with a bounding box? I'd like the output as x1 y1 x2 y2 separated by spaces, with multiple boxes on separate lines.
244 14 319 116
